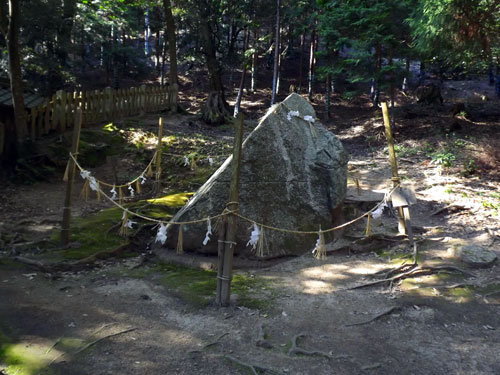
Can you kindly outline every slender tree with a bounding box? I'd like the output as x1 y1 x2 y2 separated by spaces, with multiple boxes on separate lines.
1 0 27 148
163 0 179 112
270 0 280 106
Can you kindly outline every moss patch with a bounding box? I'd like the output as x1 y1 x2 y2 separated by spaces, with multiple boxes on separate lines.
0 329 55 375
127 262 274 310
41 192 192 263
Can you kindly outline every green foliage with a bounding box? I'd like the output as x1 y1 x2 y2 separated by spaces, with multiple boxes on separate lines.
431 150 456 168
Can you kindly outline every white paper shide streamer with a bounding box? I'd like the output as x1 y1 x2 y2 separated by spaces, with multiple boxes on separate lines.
203 218 212 246
80 170 91 180
89 176 99 192
303 115 315 123
155 223 168 245
139 175 147 184
371 202 387 219
287 110 300 121
110 185 117 200
183 156 189 167
128 185 135 198
247 223 261 249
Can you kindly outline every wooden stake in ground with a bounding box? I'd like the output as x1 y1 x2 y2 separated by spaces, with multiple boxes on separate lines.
61 108 83 246
154 117 164 195
381 102 406 235
216 113 244 306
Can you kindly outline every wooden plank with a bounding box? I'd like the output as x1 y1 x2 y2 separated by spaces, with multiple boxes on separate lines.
36 103 44 137
66 93 73 128
30 107 37 140
44 98 51 134
58 90 67 132
51 94 58 130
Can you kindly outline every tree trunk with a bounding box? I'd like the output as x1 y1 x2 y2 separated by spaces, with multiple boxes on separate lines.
144 8 150 56
270 0 280 106
7 0 26 144
234 29 250 117
163 0 179 112
298 31 305 92
57 0 77 66
250 29 258 93
199 11 230 124
308 28 316 101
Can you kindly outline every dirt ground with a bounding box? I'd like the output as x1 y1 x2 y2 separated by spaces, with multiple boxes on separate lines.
1 81 500 375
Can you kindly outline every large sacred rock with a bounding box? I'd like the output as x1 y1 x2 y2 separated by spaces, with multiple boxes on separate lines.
163 93 348 257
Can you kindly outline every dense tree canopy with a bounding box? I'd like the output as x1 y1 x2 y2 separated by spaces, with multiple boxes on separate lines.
0 0 499 124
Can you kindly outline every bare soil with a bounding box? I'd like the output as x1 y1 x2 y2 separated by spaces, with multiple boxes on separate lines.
1 81 500 375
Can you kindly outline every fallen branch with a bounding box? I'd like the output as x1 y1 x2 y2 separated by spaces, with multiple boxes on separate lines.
73 327 137 355
350 265 475 290
430 204 466 216
224 355 282 375
256 324 273 349
204 332 229 348
345 306 401 327
10 242 132 273
287 333 331 359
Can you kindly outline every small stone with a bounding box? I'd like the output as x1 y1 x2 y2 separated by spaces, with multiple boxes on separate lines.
456 245 497 268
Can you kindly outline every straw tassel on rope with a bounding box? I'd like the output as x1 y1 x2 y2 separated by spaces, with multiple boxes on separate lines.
80 179 90 201
118 187 124 204
365 213 372 237
135 180 141 194
256 226 267 258
312 230 326 260
176 225 184 254
119 211 129 237
147 163 153 178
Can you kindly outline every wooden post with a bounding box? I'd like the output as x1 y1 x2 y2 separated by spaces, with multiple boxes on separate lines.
105 87 113 122
36 103 44 137
154 117 164 195
30 107 37 140
44 98 51 134
51 93 58 130
381 102 406 234
57 90 66 132
215 215 227 305
61 108 83 246
216 113 244 306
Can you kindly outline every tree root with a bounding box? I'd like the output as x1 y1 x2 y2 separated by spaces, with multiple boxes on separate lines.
10 242 132 273
350 265 475 290
204 332 229 349
287 334 333 360
224 355 282 375
256 324 273 349
345 306 401 327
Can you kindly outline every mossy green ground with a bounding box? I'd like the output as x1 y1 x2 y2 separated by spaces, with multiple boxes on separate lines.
0 329 52 375
125 262 275 311
42 192 191 263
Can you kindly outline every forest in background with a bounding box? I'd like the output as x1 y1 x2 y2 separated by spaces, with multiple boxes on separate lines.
0 0 499 164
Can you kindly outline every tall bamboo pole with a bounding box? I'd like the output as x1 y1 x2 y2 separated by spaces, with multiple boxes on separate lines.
61 108 83 245
216 113 244 306
154 117 164 195
381 102 406 235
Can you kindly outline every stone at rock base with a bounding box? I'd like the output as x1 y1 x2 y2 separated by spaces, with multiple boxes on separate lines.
160 93 348 257
452 245 497 268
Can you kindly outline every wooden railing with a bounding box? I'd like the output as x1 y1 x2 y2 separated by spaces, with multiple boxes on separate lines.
27 85 169 141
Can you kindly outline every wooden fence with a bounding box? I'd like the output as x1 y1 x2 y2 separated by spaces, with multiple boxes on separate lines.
26 85 169 141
